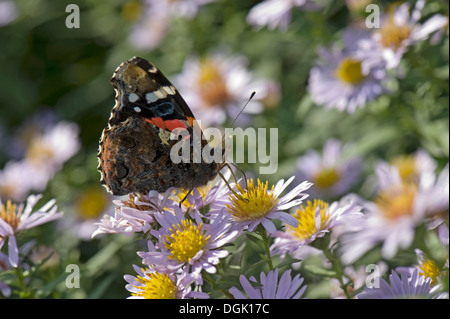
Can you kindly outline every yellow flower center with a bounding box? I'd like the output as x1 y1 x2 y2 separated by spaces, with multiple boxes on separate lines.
132 270 178 299
198 59 230 107
165 220 210 263
226 179 279 222
313 167 340 190
391 155 418 185
375 185 416 221
378 5 412 51
335 57 366 85
76 188 109 220
287 200 330 242
0 200 22 231
418 259 441 287
25 139 56 167
121 0 143 22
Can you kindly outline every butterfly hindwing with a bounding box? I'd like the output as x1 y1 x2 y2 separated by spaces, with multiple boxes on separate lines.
98 56 221 195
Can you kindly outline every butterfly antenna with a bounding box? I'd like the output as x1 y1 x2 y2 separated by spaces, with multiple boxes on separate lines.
227 91 255 128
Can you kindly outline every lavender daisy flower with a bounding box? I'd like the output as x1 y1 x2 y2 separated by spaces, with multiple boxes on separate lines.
357 269 448 299
226 177 312 234
271 199 363 257
174 52 278 126
128 0 216 50
229 268 307 299
0 194 62 267
92 188 179 238
296 138 362 199
247 0 320 31
373 0 448 69
175 177 231 217
0 0 18 27
0 161 35 202
124 265 208 299
309 45 388 113
387 149 437 186
340 163 449 264
139 206 239 281
24 120 80 172
0 251 12 297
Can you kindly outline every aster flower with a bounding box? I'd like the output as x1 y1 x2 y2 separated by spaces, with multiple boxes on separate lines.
308 31 389 113
387 149 437 186
128 0 216 50
340 163 449 264
271 199 363 257
0 251 12 297
295 138 362 198
247 0 320 30
1 120 80 202
357 269 448 299
92 188 179 238
226 177 312 234
0 0 18 27
415 250 442 287
66 187 113 240
174 53 278 126
372 0 448 69
24 120 80 173
229 268 307 299
124 265 208 299
0 194 62 267
175 177 231 217
138 206 239 281
0 160 36 202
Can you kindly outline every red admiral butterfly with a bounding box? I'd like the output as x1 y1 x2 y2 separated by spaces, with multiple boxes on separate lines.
97 57 224 196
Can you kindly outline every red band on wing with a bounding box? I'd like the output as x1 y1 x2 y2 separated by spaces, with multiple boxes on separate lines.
145 118 188 131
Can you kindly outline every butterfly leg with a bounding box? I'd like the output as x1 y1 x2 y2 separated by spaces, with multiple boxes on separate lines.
179 187 193 208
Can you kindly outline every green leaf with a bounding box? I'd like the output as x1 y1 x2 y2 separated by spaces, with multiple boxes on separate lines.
303 264 337 278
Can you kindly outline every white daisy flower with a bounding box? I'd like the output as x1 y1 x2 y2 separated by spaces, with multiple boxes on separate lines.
340 163 449 264
295 138 362 199
174 52 278 126
372 0 448 69
128 0 216 50
271 198 363 257
139 206 239 281
24 120 80 172
247 0 320 30
226 177 312 234
91 188 179 238
0 194 62 267
357 269 448 299
308 31 389 113
0 0 18 27
0 161 35 202
124 265 208 299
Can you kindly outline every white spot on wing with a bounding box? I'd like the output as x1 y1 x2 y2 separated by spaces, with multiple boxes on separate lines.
146 90 166 104
148 65 158 73
162 85 176 95
128 93 139 103
134 106 141 113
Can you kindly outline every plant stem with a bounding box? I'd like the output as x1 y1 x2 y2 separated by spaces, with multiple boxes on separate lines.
320 237 352 299
257 225 274 270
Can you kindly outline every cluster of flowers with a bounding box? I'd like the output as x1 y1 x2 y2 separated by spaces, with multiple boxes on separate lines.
0 111 80 202
0 194 63 296
307 0 448 112
92 143 448 299
124 0 448 119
